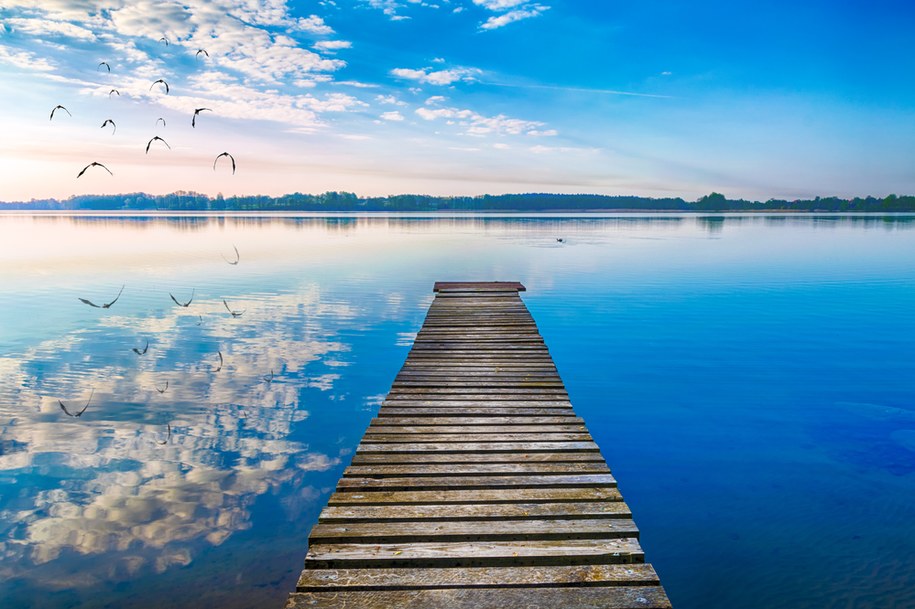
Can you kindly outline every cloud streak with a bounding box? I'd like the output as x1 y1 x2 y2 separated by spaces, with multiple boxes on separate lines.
415 102 553 136
390 66 480 85
472 0 549 30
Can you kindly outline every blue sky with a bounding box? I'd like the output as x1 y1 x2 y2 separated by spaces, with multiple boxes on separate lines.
0 0 913 201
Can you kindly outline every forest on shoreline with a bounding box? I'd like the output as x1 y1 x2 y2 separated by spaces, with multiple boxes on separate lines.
4 191 915 212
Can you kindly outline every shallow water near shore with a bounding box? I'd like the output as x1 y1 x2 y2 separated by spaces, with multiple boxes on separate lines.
1 213 914 609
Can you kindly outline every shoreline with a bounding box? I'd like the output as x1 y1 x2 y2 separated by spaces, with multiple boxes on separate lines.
3 209 915 217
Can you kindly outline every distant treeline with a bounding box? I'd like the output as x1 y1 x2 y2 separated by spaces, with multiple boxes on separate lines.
4 191 915 212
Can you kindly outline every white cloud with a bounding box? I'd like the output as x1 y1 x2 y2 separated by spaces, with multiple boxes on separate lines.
425 95 446 105
298 92 368 112
203 26 345 83
415 103 552 137
473 0 527 9
294 15 334 35
0 1 111 21
380 110 404 121
527 128 557 136
390 66 480 86
376 94 406 105
4 17 98 40
480 4 549 29
108 1 195 41
336 80 379 88
0 45 57 71
313 40 351 52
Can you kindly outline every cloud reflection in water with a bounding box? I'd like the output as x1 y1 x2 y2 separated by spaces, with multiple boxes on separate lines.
0 274 362 591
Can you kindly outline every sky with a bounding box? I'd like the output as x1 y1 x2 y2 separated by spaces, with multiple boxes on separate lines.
0 0 914 202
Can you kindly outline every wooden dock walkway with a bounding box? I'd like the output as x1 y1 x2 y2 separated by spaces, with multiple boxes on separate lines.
285 282 671 608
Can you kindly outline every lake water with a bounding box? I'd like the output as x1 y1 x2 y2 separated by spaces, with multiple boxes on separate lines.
1 213 913 609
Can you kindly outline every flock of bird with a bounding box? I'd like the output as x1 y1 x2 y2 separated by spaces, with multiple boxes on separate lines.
50 40 236 179
58 245 253 445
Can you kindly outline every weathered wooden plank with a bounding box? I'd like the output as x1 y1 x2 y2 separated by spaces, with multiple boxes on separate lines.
394 371 560 376
364 425 588 434
397 366 558 373
402 359 557 364
328 487 624 505
297 563 658 591
287 586 670 608
377 408 576 416
382 393 572 410
309 519 639 544
390 381 567 389
369 417 584 426
318 501 631 524
414 335 544 341
395 371 560 378
379 401 573 408
420 318 535 324
404 354 555 360
304 538 645 569
345 463 609 477
410 345 547 351
416 328 541 334
377 408 573 415
433 281 526 291
358 433 592 443
336 474 617 491
381 394 572 410
402 359 555 364
387 389 569 396
357 442 599 453
350 452 605 465
399 367 555 372
417 324 539 330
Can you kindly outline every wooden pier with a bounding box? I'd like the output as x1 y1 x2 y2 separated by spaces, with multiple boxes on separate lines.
285 282 671 608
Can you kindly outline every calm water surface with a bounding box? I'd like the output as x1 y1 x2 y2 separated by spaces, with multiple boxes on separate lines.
1 213 914 609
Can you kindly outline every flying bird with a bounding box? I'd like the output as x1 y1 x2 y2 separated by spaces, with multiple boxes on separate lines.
77 162 113 178
156 117 166 127
556 238 565 243
150 79 169 94
221 245 239 265
78 284 123 308
109 89 120 97
132 339 149 355
195 49 209 60
159 36 169 46
192 107 211 128
196 315 203 326
59 389 94 418
214 350 223 372
169 288 194 307
213 152 235 174
156 381 169 394
98 61 110 72
263 370 274 383
223 299 245 317
49 105 71 120
157 423 171 445
146 136 171 154
101 119 116 134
